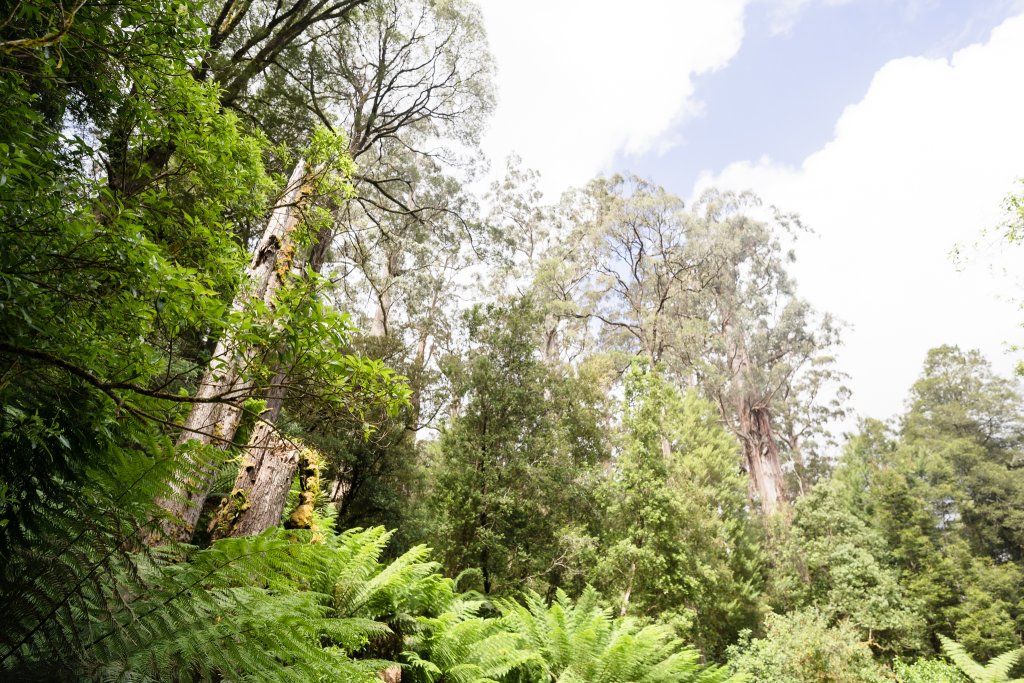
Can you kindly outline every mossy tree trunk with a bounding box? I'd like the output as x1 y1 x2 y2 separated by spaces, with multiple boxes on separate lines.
154 160 311 543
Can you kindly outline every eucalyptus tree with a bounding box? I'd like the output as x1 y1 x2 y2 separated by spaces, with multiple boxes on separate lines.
555 175 713 365
775 355 851 495
319 0 495 345
198 0 370 110
0 0 279 541
541 178 843 515
483 156 596 365
245 0 496 406
687 189 843 515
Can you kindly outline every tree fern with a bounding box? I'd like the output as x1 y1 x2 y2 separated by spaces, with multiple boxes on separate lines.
497 588 745 683
403 599 542 683
939 635 1024 683
2 479 459 683
404 587 746 683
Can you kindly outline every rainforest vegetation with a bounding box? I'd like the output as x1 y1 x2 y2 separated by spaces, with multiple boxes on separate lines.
2 1 1024 681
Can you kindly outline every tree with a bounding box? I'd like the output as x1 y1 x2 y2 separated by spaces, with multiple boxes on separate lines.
543 179 844 516
427 298 609 595
727 609 888 683
211 0 498 543
554 175 711 364
780 481 926 654
592 362 763 658
902 346 1024 563
688 190 842 516
827 347 1024 659
199 0 370 111
0 0 274 541
151 130 408 542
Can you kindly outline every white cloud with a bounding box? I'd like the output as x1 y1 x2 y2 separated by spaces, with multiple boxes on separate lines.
761 0 858 35
475 0 748 194
697 13 1024 422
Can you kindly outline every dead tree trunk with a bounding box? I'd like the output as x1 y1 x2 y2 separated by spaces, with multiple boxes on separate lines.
208 424 302 539
207 372 302 539
153 160 311 542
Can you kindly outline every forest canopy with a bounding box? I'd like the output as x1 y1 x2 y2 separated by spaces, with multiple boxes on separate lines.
1 1 1023 681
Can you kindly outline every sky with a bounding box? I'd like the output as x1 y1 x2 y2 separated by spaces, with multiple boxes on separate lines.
474 0 1024 426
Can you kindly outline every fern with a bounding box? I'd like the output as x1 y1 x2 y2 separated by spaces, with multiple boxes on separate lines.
498 588 745 683
403 587 746 683
403 599 541 683
1 476 453 682
939 635 1024 683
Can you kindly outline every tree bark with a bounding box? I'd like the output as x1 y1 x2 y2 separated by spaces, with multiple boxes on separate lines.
369 248 400 337
620 561 636 617
207 372 300 539
208 422 302 539
153 160 311 543
737 397 788 516
284 449 321 530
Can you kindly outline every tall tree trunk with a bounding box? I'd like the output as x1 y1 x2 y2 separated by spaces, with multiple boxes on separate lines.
620 561 636 617
211 171 410 540
207 162 365 539
408 328 429 434
737 397 787 516
153 160 311 542
721 317 789 518
208 423 302 539
370 248 400 337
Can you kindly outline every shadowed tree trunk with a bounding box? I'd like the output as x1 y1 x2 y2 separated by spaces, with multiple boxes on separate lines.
207 373 302 539
208 423 302 539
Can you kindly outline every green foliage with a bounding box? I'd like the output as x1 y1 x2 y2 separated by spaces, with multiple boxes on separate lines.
591 362 763 657
5 0 1024 676
1003 180 1024 246
938 635 1024 683
403 599 541 683
404 588 744 683
779 480 926 654
825 348 1024 659
727 609 888 683
497 588 744 683
2 518 453 680
428 297 609 595
894 658 969 683
902 346 1024 563
0 0 272 539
